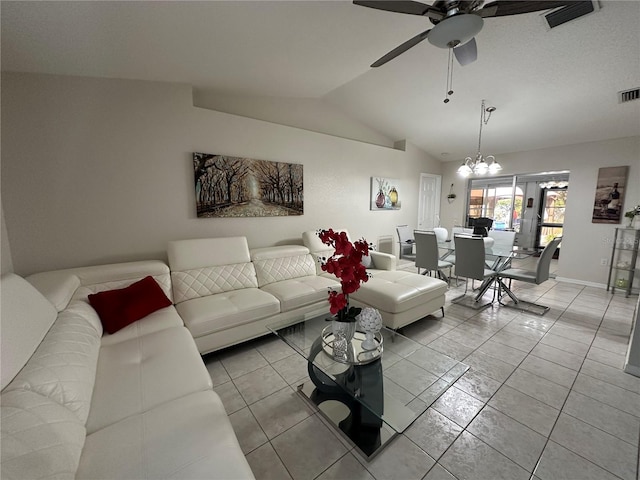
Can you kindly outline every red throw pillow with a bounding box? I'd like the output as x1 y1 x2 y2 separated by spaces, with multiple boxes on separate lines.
88 276 172 334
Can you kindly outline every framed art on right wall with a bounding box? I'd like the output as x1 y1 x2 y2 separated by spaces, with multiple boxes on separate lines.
591 165 629 224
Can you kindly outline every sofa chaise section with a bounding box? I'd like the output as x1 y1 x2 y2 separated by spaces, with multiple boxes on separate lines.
302 229 448 330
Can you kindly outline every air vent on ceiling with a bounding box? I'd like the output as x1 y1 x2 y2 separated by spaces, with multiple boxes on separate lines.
619 88 640 104
544 1 598 29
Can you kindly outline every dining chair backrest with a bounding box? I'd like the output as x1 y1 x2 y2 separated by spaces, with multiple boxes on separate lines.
453 235 487 281
488 230 516 252
396 225 414 244
471 217 493 237
535 236 562 284
433 227 448 243
414 230 439 271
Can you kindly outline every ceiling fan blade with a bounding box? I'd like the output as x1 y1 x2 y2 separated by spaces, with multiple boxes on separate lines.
479 1 574 17
353 1 443 20
454 38 477 66
370 28 431 67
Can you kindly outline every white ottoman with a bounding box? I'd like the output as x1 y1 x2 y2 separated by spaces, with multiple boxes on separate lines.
350 271 447 330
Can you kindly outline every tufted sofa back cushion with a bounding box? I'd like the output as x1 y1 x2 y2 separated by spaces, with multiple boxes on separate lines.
1 389 86 480
0 274 58 391
3 301 102 424
168 237 259 304
251 246 316 287
27 261 173 307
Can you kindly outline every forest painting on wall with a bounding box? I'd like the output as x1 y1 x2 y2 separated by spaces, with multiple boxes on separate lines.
193 153 303 218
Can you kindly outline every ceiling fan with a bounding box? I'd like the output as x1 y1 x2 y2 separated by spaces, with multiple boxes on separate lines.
354 0 573 67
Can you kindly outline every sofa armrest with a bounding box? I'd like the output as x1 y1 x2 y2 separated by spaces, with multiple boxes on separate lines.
370 251 396 271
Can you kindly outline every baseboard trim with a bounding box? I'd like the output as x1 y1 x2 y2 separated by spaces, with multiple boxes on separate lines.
554 277 607 290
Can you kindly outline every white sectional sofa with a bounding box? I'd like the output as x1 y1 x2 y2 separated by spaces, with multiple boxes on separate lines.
1 233 448 479
0 261 253 480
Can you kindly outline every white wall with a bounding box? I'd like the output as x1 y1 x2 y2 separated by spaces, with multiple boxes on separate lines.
193 90 396 148
1 72 442 276
439 137 640 286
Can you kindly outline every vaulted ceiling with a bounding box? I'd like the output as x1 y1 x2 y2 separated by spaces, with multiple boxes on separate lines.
2 1 639 160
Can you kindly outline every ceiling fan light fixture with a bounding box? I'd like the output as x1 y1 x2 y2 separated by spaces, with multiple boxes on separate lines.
427 14 484 49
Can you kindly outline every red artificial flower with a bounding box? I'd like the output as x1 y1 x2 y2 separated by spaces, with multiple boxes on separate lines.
328 290 348 315
318 229 371 320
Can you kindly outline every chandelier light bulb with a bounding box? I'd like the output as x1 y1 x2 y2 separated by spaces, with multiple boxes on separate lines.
457 161 473 177
474 158 489 175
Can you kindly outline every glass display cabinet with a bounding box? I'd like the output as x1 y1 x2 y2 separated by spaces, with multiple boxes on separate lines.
607 227 640 297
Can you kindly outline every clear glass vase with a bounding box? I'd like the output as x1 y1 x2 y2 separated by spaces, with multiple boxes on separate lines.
331 320 356 363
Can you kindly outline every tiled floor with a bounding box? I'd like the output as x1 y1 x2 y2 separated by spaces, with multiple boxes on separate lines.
203 257 640 480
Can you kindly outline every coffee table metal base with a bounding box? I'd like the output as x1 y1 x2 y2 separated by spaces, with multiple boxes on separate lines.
296 381 397 459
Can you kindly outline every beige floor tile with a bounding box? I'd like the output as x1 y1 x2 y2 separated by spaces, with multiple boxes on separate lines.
572 373 640 417
467 405 546 472
453 369 502 402
316 453 374 480
489 385 560 436
404 408 463 459
249 386 314 439
228 406 269 454
358 435 435 480
423 463 458 480
234 364 289 405
562 390 640 446
219 345 270 379
535 441 622 480
550 413 637 480
246 442 293 480
271 415 348 480
440 431 530 480
432 386 485 428
519 355 577 389
505 368 570 409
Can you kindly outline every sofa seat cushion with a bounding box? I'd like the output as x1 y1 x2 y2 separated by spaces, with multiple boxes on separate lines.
175 288 280 338
100 306 183 346
261 275 338 312
77 390 254 480
1 389 86 480
86 326 212 433
352 271 447 314
4 301 102 425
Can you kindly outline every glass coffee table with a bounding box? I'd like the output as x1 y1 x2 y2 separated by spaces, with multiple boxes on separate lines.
267 314 469 459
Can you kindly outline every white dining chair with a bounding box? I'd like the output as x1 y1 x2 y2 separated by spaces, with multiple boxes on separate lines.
496 236 562 315
396 225 416 261
414 230 453 282
451 235 497 310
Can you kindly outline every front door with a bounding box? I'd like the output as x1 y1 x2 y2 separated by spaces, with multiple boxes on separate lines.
417 173 442 230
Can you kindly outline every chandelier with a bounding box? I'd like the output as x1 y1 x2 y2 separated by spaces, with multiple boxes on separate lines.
457 100 502 177
539 180 568 189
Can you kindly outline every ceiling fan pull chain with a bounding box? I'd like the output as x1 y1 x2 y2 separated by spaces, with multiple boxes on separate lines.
444 48 454 103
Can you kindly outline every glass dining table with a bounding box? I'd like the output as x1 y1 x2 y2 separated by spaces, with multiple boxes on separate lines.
437 238 537 302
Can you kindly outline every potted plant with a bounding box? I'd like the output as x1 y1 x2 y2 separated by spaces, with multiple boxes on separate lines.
317 229 371 361
624 205 640 227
